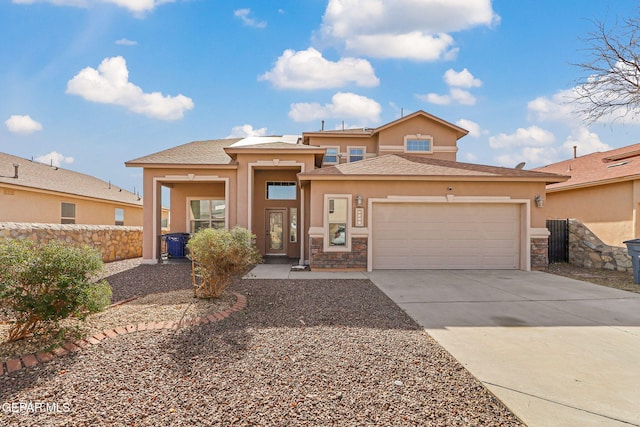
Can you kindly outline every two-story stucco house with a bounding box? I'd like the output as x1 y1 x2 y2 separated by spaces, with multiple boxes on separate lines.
126 110 567 271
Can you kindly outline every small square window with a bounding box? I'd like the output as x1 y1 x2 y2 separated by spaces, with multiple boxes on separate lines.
348 147 365 162
61 202 76 224
323 147 339 165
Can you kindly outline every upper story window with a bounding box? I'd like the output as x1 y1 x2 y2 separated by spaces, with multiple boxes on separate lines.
323 147 339 165
115 208 125 226
348 147 365 162
61 202 76 224
404 135 433 153
266 182 297 200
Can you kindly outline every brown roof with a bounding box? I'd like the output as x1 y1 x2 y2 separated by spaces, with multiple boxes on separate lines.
299 154 568 183
224 142 325 152
533 143 640 191
125 138 240 166
0 152 142 205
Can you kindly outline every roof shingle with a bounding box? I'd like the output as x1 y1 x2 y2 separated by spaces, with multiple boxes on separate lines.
533 143 640 190
299 154 567 183
0 152 141 205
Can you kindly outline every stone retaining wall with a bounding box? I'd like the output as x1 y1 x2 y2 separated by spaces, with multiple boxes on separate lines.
0 222 142 263
568 219 632 272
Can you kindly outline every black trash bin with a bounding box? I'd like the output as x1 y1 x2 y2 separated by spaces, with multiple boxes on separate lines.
623 238 640 284
164 233 190 258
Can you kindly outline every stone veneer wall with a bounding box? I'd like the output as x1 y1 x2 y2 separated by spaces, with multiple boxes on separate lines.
310 237 367 270
0 222 142 263
568 219 632 272
530 237 549 270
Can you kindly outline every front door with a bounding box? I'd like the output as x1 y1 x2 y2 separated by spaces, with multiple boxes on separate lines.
266 208 287 255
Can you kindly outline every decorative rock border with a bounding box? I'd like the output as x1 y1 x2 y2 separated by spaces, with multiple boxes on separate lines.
0 292 247 376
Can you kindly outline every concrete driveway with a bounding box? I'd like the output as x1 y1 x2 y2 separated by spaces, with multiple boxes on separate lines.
365 270 640 427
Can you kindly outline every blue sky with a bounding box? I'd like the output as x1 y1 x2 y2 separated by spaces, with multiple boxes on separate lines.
2 0 639 196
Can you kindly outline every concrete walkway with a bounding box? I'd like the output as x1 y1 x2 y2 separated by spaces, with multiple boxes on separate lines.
247 265 640 426
366 270 640 427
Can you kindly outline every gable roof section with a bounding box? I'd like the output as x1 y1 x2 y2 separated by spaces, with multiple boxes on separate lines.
374 110 469 139
298 154 567 183
125 138 240 167
302 110 469 142
533 143 640 191
0 152 141 205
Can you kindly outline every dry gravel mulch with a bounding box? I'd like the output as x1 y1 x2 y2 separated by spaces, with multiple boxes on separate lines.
545 262 640 294
1 264 524 426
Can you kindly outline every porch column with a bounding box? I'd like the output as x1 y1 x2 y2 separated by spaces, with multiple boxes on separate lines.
142 177 162 264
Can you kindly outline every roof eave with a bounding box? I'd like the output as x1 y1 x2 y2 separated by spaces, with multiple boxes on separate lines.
546 174 640 192
298 174 566 183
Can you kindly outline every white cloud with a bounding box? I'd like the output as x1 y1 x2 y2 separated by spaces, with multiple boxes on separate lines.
66 56 194 121
456 119 485 137
115 38 137 46
289 92 381 124
227 124 268 138
260 48 379 90
4 115 43 134
35 151 74 167
318 0 498 61
12 0 174 14
562 127 611 156
495 146 559 168
345 32 458 61
444 68 482 88
418 68 482 105
489 126 555 149
527 89 578 123
234 8 267 28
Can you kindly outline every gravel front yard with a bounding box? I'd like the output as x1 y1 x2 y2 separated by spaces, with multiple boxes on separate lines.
0 262 523 426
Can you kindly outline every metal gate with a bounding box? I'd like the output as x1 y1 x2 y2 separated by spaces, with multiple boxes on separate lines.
547 219 568 263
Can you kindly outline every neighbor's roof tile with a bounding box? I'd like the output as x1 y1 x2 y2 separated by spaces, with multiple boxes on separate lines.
534 143 640 190
0 152 141 205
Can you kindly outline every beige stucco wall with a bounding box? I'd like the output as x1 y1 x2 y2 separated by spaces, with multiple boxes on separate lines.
306 180 548 229
376 115 459 160
0 184 142 226
141 167 238 260
305 115 462 164
546 181 637 247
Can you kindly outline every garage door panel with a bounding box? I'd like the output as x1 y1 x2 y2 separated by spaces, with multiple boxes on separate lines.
372 203 521 270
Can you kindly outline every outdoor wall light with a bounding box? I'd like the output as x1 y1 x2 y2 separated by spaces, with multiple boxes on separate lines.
534 195 544 208
355 194 363 207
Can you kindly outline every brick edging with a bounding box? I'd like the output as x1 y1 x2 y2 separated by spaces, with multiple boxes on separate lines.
0 292 247 376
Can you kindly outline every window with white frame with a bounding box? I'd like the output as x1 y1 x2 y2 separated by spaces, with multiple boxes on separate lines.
189 199 225 232
61 202 76 224
404 135 433 153
323 147 340 165
326 196 349 248
115 208 125 226
348 147 365 162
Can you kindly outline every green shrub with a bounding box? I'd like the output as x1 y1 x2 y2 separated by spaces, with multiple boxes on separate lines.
0 239 111 342
187 226 262 298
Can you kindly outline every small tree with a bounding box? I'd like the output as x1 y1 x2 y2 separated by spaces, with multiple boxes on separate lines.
187 226 261 299
0 239 112 342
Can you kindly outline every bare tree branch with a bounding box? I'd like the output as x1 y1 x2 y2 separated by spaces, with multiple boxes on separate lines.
573 15 640 123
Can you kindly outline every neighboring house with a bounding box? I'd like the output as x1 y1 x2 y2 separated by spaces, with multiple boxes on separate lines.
126 110 567 271
0 151 143 226
534 143 640 247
